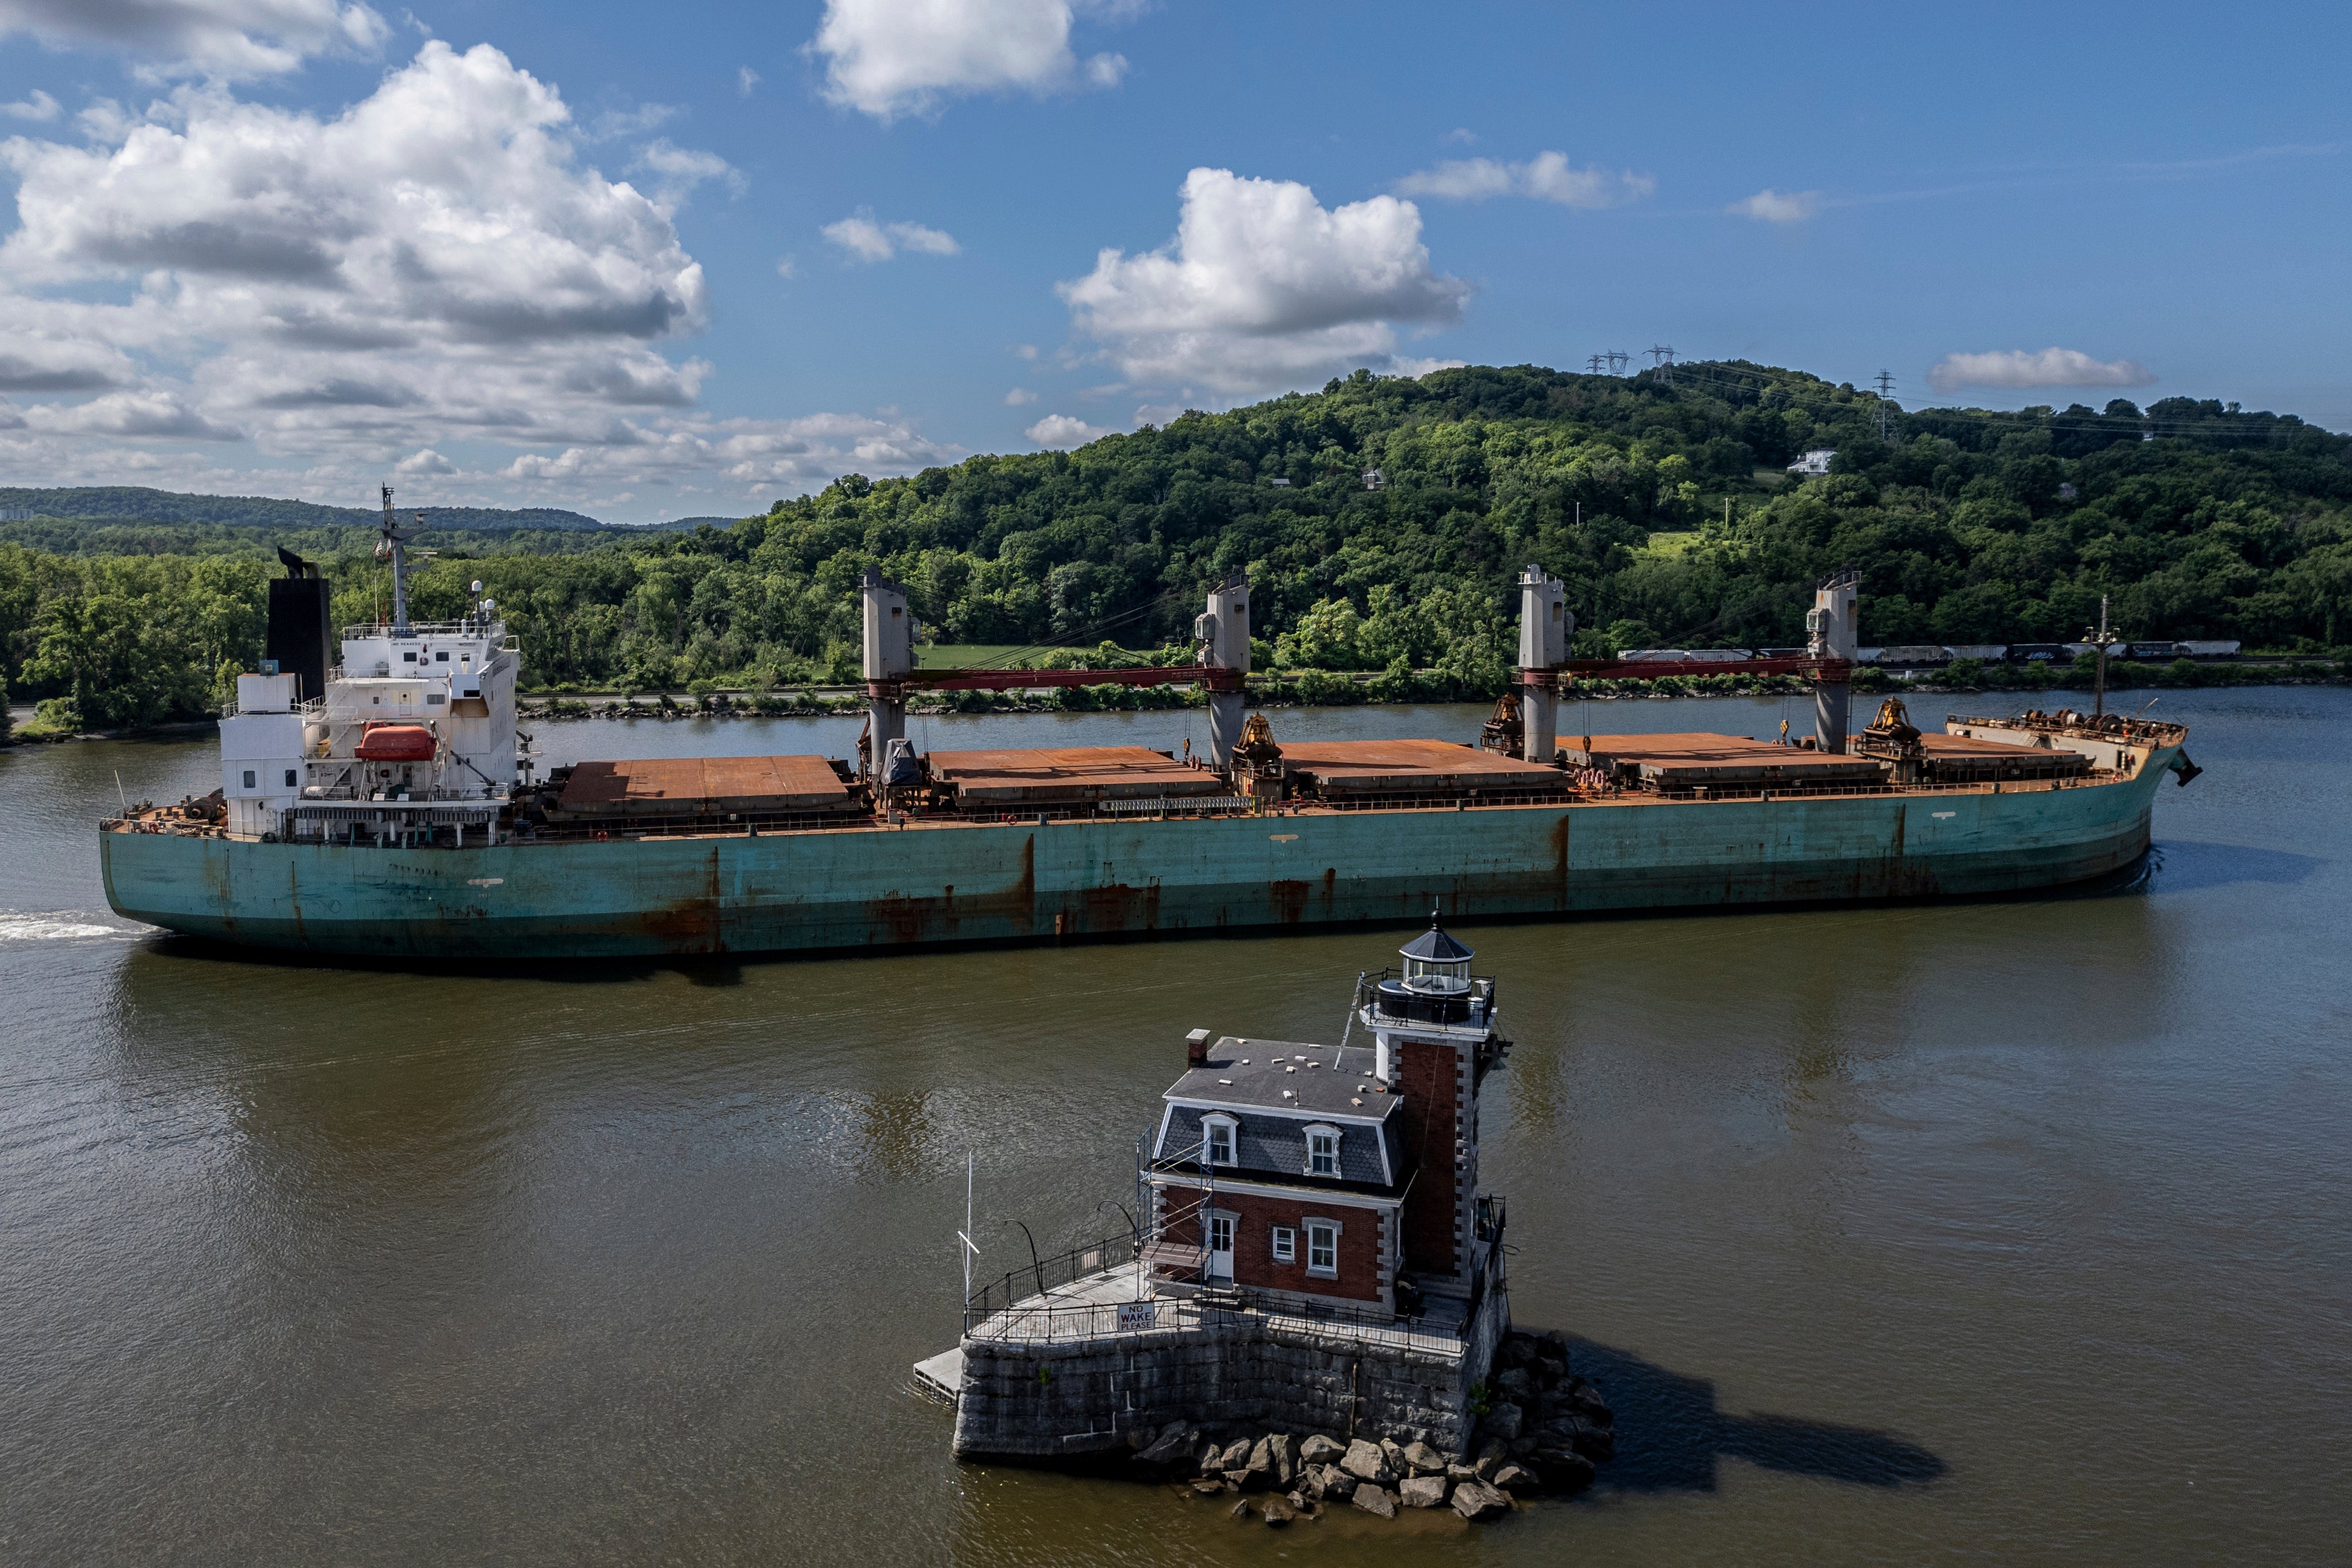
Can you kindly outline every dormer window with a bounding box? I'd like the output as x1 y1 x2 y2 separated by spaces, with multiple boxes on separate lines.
1202 1114 1236 1166
1305 1124 1340 1178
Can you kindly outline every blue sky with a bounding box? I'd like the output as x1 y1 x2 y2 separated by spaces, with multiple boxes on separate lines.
0 1 2345 521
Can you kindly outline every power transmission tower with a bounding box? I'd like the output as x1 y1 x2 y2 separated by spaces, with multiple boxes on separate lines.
1606 350 1628 375
1648 345 1676 384
1872 369 1894 442
1587 354 1605 375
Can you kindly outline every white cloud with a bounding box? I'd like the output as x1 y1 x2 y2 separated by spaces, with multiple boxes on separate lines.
1441 127 1476 146
22 389 241 439
1014 342 1039 360
1056 167 1470 396
1395 150 1653 209
395 446 453 475
1025 412 1111 447
1392 356 1467 378
1728 188 1822 224
806 0 1132 121
821 208 961 261
1926 348 2156 393
587 102 679 140
1003 387 1037 405
0 0 389 78
738 65 760 97
631 138 745 205
0 41 842 499
775 253 798 279
2 88 60 122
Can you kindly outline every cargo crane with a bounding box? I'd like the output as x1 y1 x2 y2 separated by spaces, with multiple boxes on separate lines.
1498 566 1862 759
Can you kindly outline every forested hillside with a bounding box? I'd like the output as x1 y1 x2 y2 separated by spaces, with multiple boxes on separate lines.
4 361 2349 729
0 485 606 533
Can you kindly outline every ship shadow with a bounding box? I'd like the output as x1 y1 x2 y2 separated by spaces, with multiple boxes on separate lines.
1561 1334 1947 1494
2133 840 2322 895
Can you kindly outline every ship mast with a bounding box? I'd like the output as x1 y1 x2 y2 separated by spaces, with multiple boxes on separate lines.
378 482 412 634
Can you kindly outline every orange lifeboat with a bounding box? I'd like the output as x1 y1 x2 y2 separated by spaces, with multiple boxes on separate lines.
356 723 436 762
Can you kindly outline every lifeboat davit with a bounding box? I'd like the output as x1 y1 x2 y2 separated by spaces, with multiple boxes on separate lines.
356 723 437 762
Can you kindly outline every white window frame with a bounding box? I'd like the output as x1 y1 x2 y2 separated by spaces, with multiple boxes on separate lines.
1270 1225 1296 1264
1305 1218 1340 1277
1304 1123 1340 1178
1202 1113 1237 1167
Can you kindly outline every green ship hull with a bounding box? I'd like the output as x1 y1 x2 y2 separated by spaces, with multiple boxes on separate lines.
101 752 2177 959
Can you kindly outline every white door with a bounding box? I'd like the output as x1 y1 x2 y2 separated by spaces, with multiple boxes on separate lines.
1207 1214 1234 1279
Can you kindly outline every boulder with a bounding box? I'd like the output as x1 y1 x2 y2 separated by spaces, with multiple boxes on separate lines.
1262 1498 1296 1527
1299 1434 1346 1466
1400 1440 1448 1477
1508 1435 1539 1459
1340 1438 1393 1485
1491 1463 1537 1493
1398 1475 1449 1509
1189 1479 1225 1496
1495 1367 1535 1403
1135 1422 1196 1470
1216 1438 1254 1472
1572 1388 1614 1428
1285 1489 1318 1516
1380 1438 1409 1475
1314 1463 1357 1500
1475 1438 1510 1475
1537 1356 1568 1387
1446 1462 1480 1486
1532 1446 1596 1494
1561 1416 1615 1462
1498 1334 1536 1368
1239 1438 1277 1492
1229 1499 1251 1520
1538 1329 1569 1360
1479 1403 1523 1443
1266 1432 1297 1487
1451 1479 1512 1521
1351 1485 1399 1519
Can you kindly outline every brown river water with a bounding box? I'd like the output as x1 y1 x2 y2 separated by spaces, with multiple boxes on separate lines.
2 689 2346 1566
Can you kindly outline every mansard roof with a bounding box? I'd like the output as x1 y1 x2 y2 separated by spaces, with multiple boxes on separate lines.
1154 1101 1400 1193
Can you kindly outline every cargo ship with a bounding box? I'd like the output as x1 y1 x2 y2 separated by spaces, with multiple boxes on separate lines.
100 496 2200 960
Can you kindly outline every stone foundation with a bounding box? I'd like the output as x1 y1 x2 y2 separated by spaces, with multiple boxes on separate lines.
951 1287 1508 1461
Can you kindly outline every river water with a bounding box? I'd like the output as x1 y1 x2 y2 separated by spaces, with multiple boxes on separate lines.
2 689 2346 1566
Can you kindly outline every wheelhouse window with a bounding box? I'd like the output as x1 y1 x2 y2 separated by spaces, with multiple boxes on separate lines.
1270 1226 1295 1263
1306 1220 1338 1276
1306 1125 1338 1177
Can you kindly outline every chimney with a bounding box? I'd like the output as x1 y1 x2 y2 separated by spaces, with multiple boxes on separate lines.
1185 1028 1212 1068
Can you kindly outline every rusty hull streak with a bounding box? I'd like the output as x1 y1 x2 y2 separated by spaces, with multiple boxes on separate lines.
868 830 1037 945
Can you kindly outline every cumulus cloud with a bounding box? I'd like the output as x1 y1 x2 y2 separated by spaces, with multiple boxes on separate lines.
1057 167 1470 396
807 0 1131 121
631 138 745 205
1926 348 2156 393
738 65 760 97
1727 188 1822 224
1025 412 1111 447
0 0 389 78
821 208 961 261
1395 150 1653 210
23 389 241 439
0 41 962 511
395 447 453 475
1003 387 1036 405
3 88 60 122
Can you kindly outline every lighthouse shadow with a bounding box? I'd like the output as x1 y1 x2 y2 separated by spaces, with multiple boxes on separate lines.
1564 1335 1947 1493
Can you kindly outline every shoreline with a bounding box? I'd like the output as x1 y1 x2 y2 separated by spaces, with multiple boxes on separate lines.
8 665 2342 745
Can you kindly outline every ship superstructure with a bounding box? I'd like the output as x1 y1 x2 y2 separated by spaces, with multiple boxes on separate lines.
102 493 2199 959
215 489 529 849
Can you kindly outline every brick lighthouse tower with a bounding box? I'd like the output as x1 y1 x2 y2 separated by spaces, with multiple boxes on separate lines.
1363 913 1506 1308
